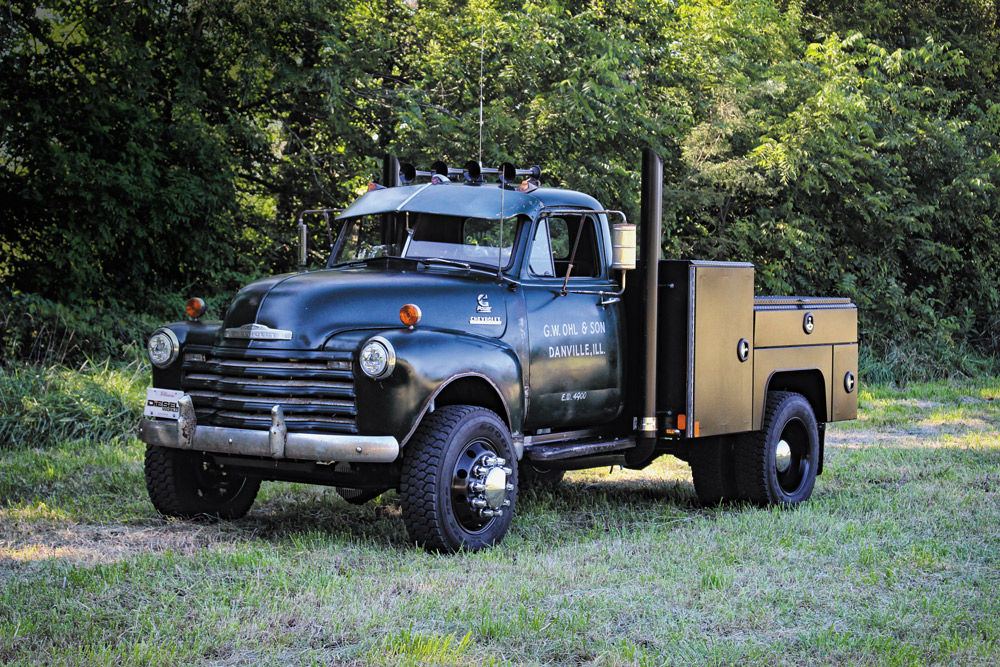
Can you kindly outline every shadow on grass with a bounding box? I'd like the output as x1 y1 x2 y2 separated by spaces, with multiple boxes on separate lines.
221 473 707 549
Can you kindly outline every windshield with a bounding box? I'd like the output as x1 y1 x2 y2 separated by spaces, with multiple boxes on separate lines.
331 212 519 269
330 215 399 265
403 213 516 268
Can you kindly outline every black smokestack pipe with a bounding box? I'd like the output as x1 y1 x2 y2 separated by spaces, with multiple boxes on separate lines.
382 154 400 245
635 148 663 457
383 154 400 187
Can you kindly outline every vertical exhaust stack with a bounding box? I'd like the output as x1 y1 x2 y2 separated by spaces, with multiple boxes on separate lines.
382 154 400 187
382 154 401 245
628 148 663 463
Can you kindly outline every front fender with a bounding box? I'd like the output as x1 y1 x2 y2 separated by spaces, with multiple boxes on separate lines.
346 329 524 446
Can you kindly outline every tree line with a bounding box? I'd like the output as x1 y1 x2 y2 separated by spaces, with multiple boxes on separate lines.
2 0 998 374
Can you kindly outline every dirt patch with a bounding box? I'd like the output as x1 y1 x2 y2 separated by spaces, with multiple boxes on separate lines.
0 519 240 577
825 428 927 449
896 399 946 409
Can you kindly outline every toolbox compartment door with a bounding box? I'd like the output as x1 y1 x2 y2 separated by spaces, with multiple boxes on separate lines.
657 261 754 438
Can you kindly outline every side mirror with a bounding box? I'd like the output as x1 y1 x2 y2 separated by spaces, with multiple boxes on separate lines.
298 218 308 268
611 223 637 271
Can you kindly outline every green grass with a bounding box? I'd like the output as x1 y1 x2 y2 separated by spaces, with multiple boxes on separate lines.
0 358 147 450
2 373 999 665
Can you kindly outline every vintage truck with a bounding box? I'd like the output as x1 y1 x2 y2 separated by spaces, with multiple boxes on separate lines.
139 149 858 552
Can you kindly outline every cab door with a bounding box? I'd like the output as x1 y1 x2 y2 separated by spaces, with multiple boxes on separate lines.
521 212 624 430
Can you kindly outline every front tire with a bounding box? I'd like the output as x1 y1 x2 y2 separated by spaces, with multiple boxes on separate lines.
736 391 819 505
145 444 260 519
400 406 518 553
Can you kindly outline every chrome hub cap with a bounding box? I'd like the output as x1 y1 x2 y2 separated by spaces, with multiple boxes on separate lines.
483 466 509 509
451 441 513 532
467 454 513 519
775 439 792 473
774 418 811 495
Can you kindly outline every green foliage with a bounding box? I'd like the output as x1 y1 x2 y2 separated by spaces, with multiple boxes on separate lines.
0 0 360 306
2 0 998 376
0 359 147 450
0 288 155 366
658 2 1000 360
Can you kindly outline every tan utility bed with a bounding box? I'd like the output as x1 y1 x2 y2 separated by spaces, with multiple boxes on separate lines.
656 261 859 439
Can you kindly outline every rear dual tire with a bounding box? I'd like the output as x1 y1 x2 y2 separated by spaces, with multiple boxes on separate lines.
689 436 739 505
690 391 819 506
737 391 819 505
519 462 565 492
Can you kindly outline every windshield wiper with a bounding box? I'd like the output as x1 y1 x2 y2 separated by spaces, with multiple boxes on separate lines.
416 257 472 270
331 255 513 283
329 255 398 269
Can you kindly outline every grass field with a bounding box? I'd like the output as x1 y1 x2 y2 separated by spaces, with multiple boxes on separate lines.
1 372 999 665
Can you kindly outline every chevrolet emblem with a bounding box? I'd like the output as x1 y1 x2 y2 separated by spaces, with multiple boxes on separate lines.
224 323 293 340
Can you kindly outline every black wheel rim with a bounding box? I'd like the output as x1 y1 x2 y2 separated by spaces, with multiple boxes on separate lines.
775 418 811 495
450 437 498 533
192 453 244 503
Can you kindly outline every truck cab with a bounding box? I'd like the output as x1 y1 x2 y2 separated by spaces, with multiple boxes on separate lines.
139 151 858 552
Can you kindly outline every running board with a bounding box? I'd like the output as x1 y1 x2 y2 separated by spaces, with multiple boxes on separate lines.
525 436 635 462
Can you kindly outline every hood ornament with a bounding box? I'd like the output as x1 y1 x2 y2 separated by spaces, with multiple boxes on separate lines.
224 323 293 341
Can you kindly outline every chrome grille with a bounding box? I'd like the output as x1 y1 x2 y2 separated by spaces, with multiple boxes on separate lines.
181 349 356 434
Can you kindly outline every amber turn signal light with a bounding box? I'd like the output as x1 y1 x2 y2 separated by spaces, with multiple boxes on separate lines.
185 297 206 320
399 304 422 328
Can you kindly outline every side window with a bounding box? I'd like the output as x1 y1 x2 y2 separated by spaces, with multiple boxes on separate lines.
544 215 600 279
529 220 555 276
549 218 570 258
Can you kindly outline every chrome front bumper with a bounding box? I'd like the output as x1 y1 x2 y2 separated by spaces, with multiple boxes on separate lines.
138 396 399 463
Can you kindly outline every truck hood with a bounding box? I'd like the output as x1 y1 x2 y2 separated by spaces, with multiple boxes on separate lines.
220 261 509 349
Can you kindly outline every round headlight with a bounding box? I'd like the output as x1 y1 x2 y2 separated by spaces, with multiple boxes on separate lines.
360 337 395 379
147 329 179 368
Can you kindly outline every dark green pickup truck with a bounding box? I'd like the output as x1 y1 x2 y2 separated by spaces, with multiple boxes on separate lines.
139 149 858 552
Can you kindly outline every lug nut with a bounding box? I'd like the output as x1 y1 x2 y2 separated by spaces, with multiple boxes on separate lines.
502 499 511 507
470 498 487 509
502 466 513 476
469 481 486 493
506 483 514 491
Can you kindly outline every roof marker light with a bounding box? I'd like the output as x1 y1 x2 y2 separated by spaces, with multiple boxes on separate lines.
518 178 540 193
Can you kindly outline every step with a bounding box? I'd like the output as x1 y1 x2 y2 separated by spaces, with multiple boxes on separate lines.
525 436 635 462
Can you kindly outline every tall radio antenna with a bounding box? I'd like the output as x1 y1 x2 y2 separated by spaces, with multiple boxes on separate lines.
478 25 485 164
